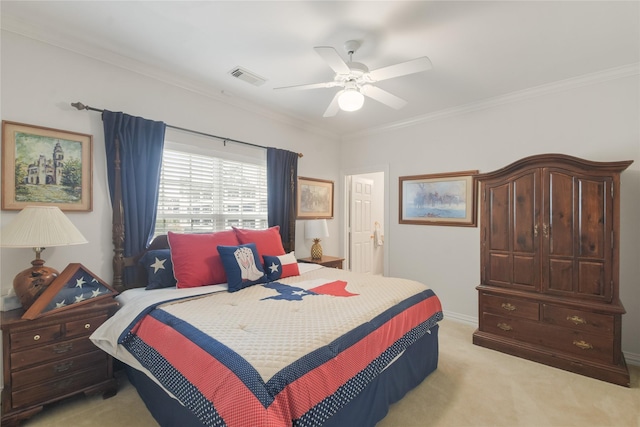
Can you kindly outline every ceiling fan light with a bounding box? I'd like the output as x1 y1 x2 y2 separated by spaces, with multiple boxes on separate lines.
338 89 364 112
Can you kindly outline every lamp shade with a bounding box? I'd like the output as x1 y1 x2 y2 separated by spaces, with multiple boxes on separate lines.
1 206 88 248
305 219 329 240
338 89 364 112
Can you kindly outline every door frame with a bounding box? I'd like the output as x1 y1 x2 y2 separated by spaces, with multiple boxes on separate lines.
341 164 389 276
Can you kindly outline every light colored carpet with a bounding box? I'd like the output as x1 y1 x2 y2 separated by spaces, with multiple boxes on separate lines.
21 319 639 427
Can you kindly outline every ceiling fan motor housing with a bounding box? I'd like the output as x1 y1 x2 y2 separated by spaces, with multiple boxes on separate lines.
343 40 361 55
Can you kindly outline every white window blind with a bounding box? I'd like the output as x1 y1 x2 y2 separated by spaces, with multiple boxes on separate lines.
155 148 268 235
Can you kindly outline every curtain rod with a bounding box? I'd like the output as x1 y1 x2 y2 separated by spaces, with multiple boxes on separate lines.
71 102 303 158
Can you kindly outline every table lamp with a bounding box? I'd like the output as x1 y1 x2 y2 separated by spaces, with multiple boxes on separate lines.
305 219 329 260
1 206 88 309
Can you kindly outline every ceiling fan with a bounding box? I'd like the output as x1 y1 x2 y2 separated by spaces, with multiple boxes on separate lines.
274 40 432 117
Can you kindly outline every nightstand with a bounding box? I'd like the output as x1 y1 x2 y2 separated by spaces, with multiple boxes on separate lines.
1 298 119 426
297 255 345 269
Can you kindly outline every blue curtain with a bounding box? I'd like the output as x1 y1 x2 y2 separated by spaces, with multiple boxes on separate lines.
267 148 298 252
103 110 166 284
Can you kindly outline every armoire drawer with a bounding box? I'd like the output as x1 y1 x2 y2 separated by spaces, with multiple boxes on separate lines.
481 293 539 321
541 305 614 336
482 312 614 364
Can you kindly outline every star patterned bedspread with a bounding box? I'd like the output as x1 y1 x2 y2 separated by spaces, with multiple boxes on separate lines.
103 268 443 427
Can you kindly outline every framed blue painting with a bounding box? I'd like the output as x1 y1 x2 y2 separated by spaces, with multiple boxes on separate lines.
399 170 478 227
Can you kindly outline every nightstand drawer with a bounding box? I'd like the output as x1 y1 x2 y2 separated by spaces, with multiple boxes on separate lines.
66 314 108 339
481 293 539 321
11 350 108 390
10 337 98 370
11 366 109 409
10 325 62 350
541 305 614 335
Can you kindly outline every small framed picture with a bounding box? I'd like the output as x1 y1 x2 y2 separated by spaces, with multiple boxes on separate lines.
399 170 478 227
22 263 118 320
297 176 334 219
2 121 93 211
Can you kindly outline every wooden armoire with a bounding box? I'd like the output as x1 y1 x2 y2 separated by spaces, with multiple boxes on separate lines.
473 154 632 386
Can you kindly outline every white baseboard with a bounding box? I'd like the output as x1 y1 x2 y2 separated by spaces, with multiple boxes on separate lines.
442 310 478 327
623 352 640 367
442 310 640 367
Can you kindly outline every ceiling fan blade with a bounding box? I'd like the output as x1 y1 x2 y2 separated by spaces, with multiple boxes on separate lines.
314 46 351 75
361 85 407 109
368 57 433 82
274 81 340 91
323 91 342 117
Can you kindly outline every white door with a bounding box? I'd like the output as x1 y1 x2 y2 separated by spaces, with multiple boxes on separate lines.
350 176 373 273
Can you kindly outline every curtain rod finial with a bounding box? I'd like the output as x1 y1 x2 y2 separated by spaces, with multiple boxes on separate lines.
71 102 88 111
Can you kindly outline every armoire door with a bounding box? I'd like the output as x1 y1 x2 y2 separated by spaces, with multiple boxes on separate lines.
483 169 541 291
542 168 614 302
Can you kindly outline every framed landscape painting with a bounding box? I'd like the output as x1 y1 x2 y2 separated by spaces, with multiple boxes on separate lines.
399 170 478 227
297 176 334 219
2 121 93 211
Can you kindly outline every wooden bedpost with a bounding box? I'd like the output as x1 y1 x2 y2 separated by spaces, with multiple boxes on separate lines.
112 137 125 291
287 165 296 252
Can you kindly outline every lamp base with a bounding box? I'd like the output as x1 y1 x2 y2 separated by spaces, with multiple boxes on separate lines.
13 259 59 310
310 239 323 260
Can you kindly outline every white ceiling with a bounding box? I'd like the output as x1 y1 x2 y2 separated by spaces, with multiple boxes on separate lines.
2 1 639 137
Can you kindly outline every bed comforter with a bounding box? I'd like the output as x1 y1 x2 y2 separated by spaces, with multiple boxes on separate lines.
91 267 443 427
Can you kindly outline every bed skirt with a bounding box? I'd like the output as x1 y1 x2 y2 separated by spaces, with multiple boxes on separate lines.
125 323 439 427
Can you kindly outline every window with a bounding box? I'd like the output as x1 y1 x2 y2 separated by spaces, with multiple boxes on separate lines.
155 147 268 235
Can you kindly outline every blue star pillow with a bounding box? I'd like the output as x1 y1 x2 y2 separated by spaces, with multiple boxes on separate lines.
139 249 177 290
263 252 300 281
217 243 267 292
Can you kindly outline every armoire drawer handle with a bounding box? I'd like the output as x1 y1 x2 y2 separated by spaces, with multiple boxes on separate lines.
566 315 586 325
501 303 516 311
33 334 41 341
84 323 91 329
497 322 513 331
573 340 593 350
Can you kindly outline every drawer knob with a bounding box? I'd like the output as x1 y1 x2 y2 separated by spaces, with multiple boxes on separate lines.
573 340 593 350
84 323 91 329
501 303 516 311
33 334 41 341
566 315 586 325
497 322 513 331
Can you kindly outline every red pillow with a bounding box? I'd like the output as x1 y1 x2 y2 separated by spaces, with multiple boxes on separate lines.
233 226 285 263
168 230 239 288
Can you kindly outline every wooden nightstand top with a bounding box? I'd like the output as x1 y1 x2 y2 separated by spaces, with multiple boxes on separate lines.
1 298 119 326
297 255 345 269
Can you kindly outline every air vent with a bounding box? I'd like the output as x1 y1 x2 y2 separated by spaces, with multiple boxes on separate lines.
228 67 266 86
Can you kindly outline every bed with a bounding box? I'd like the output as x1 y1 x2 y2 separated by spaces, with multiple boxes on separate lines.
91 228 443 426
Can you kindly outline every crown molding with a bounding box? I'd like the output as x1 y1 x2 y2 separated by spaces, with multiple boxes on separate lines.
343 62 640 141
3 15 636 143
1 19 340 142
